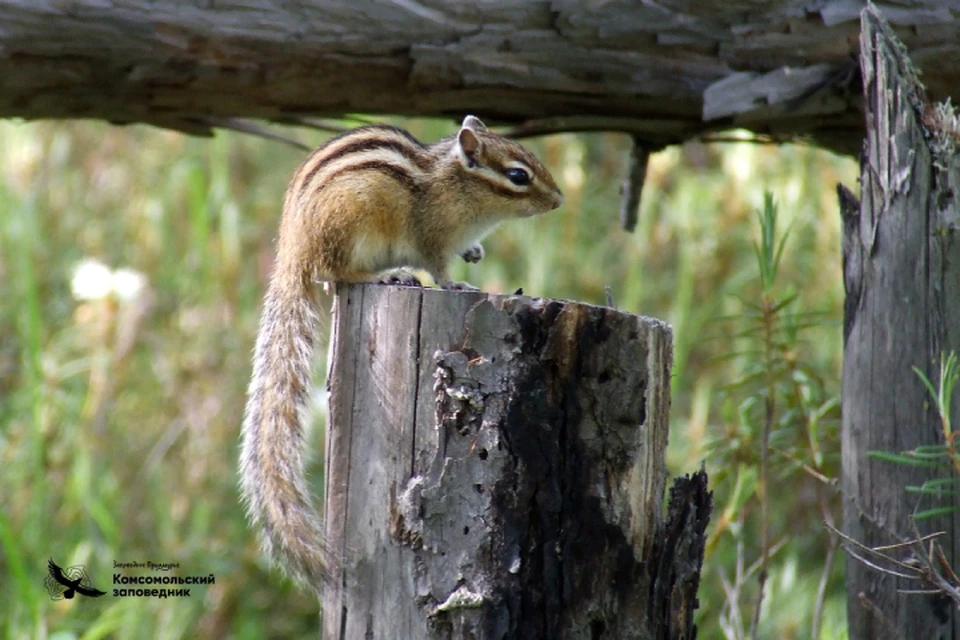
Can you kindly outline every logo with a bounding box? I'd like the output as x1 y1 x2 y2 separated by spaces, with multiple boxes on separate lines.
45 558 106 600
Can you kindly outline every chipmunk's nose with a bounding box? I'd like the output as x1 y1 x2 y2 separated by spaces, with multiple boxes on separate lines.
551 190 564 210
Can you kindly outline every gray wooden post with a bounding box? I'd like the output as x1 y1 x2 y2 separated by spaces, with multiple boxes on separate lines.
321 284 708 639
841 7 960 638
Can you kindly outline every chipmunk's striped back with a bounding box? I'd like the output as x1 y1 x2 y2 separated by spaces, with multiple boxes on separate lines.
288 125 436 204
239 116 563 597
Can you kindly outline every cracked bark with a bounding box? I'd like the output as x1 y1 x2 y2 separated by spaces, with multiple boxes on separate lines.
2 1 960 153
322 284 708 639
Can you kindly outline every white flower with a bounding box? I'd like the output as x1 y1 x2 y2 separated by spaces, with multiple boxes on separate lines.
71 259 113 301
111 268 147 302
71 259 148 302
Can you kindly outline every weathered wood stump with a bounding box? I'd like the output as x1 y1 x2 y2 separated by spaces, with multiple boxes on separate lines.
322 284 708 639
841 6 960 639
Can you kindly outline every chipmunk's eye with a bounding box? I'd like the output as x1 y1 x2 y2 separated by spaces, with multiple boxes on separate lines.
504 167 530 186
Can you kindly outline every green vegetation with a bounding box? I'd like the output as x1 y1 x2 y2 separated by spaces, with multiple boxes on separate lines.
867 351 960 504
0 119 857 638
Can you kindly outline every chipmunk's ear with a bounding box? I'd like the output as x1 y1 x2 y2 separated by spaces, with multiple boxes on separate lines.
461 115 488 133
457 116 486 166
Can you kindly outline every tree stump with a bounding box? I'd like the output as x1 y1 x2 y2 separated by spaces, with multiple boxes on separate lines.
841 6 960 638
321 284 709 639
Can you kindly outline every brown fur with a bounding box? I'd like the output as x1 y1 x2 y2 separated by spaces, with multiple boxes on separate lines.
239 273 330 590
239 116 562 595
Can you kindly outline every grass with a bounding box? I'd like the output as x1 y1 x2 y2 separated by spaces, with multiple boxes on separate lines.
0 118 857 638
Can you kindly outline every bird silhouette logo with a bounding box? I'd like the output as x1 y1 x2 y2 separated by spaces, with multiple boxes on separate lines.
45 558 107 600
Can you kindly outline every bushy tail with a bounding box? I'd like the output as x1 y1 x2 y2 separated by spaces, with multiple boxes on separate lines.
239 277 329 593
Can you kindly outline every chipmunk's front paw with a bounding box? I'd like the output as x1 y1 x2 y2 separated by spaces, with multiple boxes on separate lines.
440 280 480 292
378 270 422 287
460 244 484 264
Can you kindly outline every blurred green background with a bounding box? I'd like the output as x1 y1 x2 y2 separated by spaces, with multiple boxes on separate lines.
0 118 856 639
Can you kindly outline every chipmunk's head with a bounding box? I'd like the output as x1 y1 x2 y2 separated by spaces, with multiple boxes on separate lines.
454 115 564 218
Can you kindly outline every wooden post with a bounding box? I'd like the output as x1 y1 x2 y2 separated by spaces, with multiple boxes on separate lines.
321 284 709 639
841 7 960 638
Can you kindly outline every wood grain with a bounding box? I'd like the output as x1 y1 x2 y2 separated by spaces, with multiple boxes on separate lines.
841 6 960 638
2 1 960 152
322 284 706 639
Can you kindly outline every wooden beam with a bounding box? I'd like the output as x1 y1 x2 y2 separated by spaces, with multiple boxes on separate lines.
3 1 960 152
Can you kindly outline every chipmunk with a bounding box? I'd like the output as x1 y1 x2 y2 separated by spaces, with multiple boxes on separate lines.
238 115 563 594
